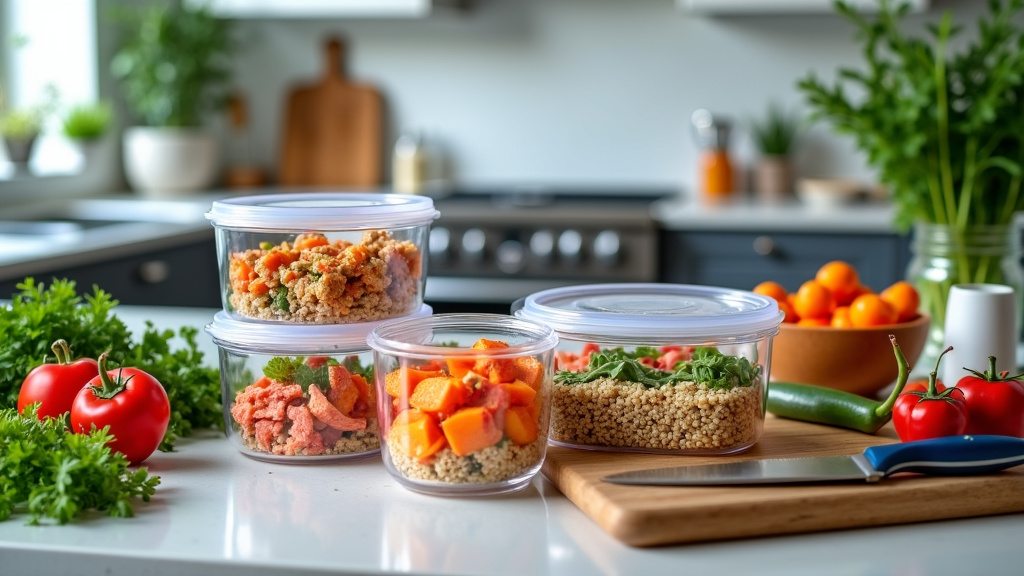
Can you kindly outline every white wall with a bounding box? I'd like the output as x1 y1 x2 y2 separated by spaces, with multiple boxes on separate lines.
226 0 986 198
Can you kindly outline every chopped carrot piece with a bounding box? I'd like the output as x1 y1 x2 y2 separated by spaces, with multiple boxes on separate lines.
345 244 371 268
409 376 470 416
261 249 295 272
230 260 256 293
513 356 545 390
247 279 270 295
502 380 537 406
472 338 510 351
294 234 329 251
440 406 503 457
504 405 538 446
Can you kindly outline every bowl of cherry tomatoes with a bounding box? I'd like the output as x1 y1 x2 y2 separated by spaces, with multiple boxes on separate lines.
758 261 930 397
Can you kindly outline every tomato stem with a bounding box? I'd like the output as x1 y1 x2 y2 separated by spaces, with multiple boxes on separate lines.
50 339 72 365
874 335 911 418
88 352 130 400
962 355 1024 382
928 346 954 396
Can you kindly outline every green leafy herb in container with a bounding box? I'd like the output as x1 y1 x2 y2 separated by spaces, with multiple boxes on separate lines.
61 101 113 142
798 0 1024 363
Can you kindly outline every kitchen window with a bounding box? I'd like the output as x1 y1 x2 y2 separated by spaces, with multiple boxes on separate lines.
0 0 98 190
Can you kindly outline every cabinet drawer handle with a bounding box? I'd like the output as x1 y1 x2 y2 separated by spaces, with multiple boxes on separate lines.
753 236 776 256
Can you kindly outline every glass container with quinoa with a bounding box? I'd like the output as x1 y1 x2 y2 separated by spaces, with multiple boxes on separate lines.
206 193 439 324
367 314 557 496
206 306 432 462
514 283 783 455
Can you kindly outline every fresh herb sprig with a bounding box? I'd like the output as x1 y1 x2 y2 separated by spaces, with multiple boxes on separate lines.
0 406 160 524
799 0 1024 231
556 347 759 390
263 357 334 393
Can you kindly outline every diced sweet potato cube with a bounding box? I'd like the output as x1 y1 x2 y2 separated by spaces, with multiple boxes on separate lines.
502 380 537 406
504 405 538 446
514 356 545 390
441 406 504 457
446 357 475 379
384 367 445 399
470 339 518 383
389 409 446 462
408 376 470 416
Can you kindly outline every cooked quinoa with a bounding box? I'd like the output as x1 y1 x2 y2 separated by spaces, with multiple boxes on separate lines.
550 377 762 452
228 230 422 324
386 436 546 484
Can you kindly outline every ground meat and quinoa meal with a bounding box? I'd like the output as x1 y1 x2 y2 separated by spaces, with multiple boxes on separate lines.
551 344 763 452
380 339 549 485
230 356 379 457
228 231 422 324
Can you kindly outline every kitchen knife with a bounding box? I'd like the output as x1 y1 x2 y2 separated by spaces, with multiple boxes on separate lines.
603 435 1024 486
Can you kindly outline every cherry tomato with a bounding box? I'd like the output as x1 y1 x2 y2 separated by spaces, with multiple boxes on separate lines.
892 347 969 442
17 339 98 420
70 352 171 464
956 356 1024 438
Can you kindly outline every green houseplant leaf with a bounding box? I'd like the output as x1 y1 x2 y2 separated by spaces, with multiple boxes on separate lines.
109 2 233 127
798 0 1024 232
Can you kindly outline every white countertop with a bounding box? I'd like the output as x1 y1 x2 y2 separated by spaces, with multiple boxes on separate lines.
2 305 1023 575
652 196 902 233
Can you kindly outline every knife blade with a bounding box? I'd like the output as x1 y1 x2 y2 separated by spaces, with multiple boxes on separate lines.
603 435 1024 486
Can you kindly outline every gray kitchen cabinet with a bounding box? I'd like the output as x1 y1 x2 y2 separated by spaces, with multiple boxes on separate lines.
659 230 912 293
0 238 221 308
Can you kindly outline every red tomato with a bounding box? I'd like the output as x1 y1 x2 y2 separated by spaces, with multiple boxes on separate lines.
892 348 969 442
70 353 171 464
17 339 98 420
956 356 1024 438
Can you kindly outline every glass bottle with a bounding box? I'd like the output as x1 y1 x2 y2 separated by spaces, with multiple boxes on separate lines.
691 109 734 201
905 222 1024 371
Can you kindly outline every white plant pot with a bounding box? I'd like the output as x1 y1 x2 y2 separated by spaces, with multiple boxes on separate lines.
123 127 220 197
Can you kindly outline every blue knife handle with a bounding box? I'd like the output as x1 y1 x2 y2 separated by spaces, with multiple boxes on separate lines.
864 435 1024 477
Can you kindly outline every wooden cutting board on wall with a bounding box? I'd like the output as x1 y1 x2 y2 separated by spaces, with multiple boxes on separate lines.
542 416 1024 547
278 37 383 188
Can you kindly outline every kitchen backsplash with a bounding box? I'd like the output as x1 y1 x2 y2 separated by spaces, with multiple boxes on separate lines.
87 0 985 198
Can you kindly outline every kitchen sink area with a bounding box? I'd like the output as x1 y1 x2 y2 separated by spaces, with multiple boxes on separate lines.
0 195 216 266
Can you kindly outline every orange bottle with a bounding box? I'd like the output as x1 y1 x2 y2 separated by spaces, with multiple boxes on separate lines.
692 109 734 200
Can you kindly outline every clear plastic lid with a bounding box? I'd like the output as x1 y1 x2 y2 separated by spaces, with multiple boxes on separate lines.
206 305 433 354
513 283 781 343
205 193 440 230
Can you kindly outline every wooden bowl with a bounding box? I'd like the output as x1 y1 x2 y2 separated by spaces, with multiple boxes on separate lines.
769 315 931 398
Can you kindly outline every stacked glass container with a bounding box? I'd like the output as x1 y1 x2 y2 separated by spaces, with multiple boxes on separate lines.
204 193 439 462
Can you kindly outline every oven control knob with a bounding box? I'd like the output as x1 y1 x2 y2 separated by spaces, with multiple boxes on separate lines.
593 230 621 266
460 228 487 262
429 227 451 261
558 229 583 263
529 230 555 261
496 239 526 274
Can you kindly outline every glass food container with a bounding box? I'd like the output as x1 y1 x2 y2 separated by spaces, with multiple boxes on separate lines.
513 283 782 455
207 305 431 462
206 193 439 324
366 314 558 496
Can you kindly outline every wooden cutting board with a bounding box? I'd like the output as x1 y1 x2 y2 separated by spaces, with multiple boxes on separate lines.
278 37 383 188
542 415 1024 547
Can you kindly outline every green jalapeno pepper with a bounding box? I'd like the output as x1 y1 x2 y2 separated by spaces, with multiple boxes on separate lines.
767 335 910 434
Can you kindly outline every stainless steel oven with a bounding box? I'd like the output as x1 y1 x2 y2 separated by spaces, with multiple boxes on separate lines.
423 190 668 313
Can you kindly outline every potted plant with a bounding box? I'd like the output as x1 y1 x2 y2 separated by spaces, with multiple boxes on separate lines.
61 101 114 166
749 102 801 202
799 0 1024 365
0 107 44 168
109 1 233 196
